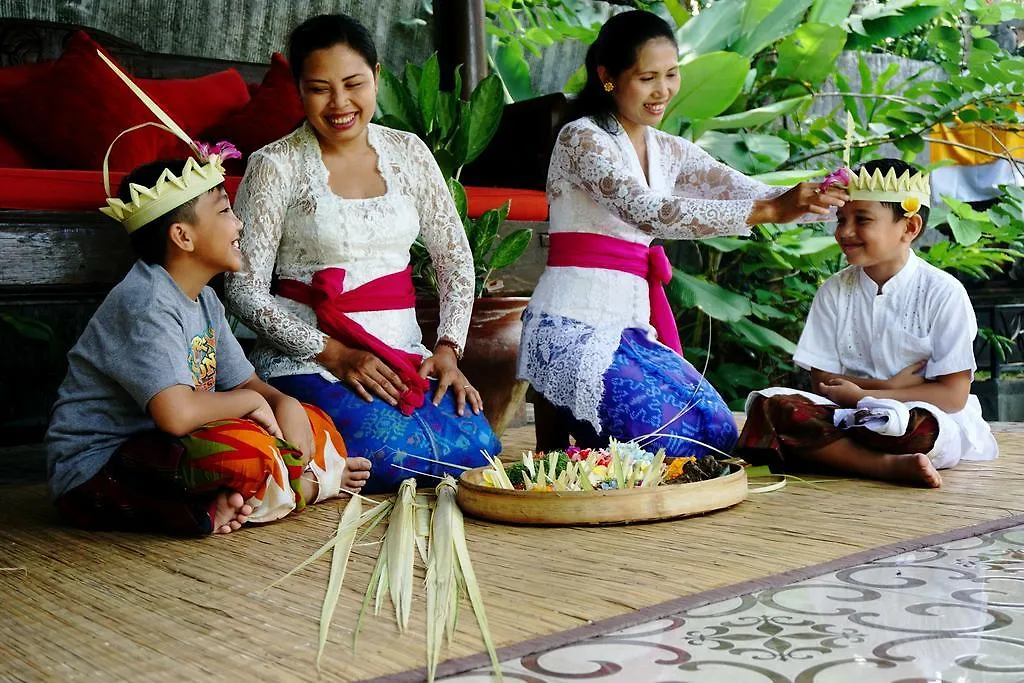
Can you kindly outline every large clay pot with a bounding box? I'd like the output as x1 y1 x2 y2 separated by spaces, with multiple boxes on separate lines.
417 296 530 428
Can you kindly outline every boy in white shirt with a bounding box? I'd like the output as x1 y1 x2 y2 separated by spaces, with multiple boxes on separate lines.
737 159 997 488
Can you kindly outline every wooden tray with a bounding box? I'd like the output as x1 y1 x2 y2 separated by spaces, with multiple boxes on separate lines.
456 462 748 526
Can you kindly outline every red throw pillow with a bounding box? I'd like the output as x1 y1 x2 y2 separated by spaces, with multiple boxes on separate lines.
141 69 250 137
202 52 305 157
0 132 35 167
0 31 182 171
0 60 54 97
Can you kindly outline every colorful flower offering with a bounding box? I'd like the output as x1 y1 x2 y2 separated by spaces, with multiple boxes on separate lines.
480 439 726 492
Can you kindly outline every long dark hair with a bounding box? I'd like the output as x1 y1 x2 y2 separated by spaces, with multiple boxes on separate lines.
288 13 378 83
566 10 677 132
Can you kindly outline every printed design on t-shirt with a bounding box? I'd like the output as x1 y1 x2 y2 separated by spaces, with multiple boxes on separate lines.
189 325 217 392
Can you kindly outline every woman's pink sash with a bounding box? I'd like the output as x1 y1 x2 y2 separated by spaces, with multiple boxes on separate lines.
547 232 682 355
277 267 428 416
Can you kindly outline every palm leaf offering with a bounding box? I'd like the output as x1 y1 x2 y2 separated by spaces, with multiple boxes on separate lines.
385 478 419 632
482 439 724 491
317 492 362 669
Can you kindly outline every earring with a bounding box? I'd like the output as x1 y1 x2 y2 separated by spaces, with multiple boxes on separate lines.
603 82 614 93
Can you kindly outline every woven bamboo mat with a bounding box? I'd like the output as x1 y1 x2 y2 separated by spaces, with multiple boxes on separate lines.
2 427 1023 682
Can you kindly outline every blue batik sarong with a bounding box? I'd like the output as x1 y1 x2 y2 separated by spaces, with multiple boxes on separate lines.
269 374 500 493
552 328 737 458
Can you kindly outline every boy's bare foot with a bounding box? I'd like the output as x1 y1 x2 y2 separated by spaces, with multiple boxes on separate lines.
343 457 372 491
885 453 942 488
212 491 253 534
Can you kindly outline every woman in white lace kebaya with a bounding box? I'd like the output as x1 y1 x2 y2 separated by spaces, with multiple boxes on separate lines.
519 11 848 456
225 14 499 492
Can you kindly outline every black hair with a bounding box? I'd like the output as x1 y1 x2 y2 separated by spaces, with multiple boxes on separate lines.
117 159 203 266
288 13 378 83
855 158 931 230
566 10 677 132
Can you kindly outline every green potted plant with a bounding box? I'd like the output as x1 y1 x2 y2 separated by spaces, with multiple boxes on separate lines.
376 55 535 426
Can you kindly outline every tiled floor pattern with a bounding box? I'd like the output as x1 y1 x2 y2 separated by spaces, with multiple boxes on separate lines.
447 525 1024 682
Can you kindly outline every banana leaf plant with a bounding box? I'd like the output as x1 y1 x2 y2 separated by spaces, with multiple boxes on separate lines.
376 54 533 297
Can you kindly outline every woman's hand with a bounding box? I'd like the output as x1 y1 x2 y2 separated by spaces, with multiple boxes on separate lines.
418 345 482 417
318 338 407 406
273 396 315 465
750 183 848 225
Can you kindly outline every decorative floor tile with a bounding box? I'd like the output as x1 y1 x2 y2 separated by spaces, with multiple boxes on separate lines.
446 526 1024 682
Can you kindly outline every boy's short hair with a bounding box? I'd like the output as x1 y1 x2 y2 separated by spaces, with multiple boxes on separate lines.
855 158 931 230
116 159 208 266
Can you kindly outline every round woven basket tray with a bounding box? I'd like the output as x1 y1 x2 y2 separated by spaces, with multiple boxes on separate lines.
456 462 748 526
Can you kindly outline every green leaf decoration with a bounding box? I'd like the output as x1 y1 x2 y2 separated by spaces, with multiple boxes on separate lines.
775 24 848 87
662 52 749 127
464 74 505 165
808 0 855 26
731 318 798 354
376 68 419 135
847 5 943 50
419 54 441 135
732 0 814 57
490 227 533 269
702 96 811 131
663 0 692 28
563 64 587 95
494 43 535 102
447 178 468 220
947 214 984 246
697 131 790 174
675 0 743 58
669 270 752 322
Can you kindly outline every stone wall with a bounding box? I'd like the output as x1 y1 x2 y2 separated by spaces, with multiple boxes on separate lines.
1 0 432 69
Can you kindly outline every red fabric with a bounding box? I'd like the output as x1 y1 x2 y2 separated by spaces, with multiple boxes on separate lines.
464 186 548 221
0 168 241 211
0 31 187 171
141 69 250 136
0 134 35 167
0 60 54 95
277 267 429 416
202 52 304 157
547 232 682 355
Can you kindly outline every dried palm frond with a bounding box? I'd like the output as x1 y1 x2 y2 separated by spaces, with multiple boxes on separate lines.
425 477 458 682
316 492 362 669
385 478 418 632
261 495 390 592
426 476 502 682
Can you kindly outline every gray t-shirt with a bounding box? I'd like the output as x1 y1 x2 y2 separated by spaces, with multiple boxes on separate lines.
46 261 255 499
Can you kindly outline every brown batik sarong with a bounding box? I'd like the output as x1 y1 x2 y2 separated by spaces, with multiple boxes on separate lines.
736 393 939 471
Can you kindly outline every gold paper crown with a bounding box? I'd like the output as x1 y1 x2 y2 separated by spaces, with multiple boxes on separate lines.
94 50 227 234
845 166 931 208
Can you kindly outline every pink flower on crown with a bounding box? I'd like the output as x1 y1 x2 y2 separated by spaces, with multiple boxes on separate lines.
195 140 242 162
819 167 852 192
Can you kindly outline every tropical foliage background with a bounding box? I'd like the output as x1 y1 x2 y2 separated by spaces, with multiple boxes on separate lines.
388 0 1024 406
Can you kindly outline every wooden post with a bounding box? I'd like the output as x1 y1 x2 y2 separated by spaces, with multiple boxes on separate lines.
432 0 487 98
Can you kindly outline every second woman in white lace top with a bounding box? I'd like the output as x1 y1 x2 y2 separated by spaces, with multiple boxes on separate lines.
518 11 847 457
225 13 500 492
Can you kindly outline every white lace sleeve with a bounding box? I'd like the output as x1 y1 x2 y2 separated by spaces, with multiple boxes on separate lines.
407 136 475 350
553 124 756 239
225 151 326 360
672 137 783 201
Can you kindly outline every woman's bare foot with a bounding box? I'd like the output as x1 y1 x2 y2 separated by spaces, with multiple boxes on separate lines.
343 457 372 491
884 453 942 488
212 491 253 534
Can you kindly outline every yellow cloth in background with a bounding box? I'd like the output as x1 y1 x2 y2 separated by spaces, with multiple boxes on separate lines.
931 104 1024 166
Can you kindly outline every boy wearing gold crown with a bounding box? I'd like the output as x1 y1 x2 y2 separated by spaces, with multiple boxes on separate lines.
45 53 371 535
736 159 998 488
